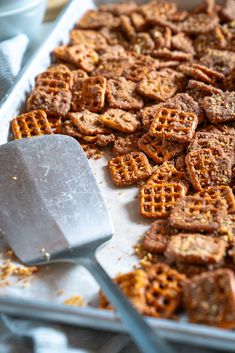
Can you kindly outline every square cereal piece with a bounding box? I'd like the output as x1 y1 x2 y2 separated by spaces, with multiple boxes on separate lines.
77 10 118 30
93 57 132 79
147 163 189 190
203 92 235 124
106 77 144 111
169 195 227 232
165 234 227 265
196 186 235 215
99 109 140 133
11 110 53 140
138 133 184 164
81 76 106 112
123 54 159 82
185 147 232 191
139 183 186 219
36 78 69 90
144 263 187 318
150 108 198 143
27 87 72 117
69 111 111 136
35 69 73 88
108 152 152 187
184 269 235 328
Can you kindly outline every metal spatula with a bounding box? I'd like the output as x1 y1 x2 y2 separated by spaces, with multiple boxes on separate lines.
0 135 175 353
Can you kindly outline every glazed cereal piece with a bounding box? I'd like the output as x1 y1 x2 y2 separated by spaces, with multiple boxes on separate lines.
169 196 227 232
203 92 235 124
184 269 235 328
120 15 136 40
139 182 186 219
138 133 184 164
147 163 188 189
187 80 222 95
106 78 144 111
142 219 179 254
196 186 235 215
36 78 69 90
69 111 111 136
99 109 140 133
165 234 227 265
199 49 235 75
186 148 232 191
109 152 152 187
123 54 159 82
136 72 178 102
27 88 72 117
179 13 219 34
153 48 193 62
171 33 195 54
141 1 177 23
69 29 107 49
150 108 198 143
11 110 53 140
131 33 155 55
77 10 118 30
144 263 187 318
99 1 138 16
81 76 106 113
113 132 142 156
35 69 73 88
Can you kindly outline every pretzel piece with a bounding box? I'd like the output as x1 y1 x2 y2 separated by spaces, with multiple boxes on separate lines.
11 110 53 140
150 108 198 143
184 269 235 328
196 186 235 214
69 111 111 136
139 183 186 219
99 109 140 133
147 163 189 190
165 234 227 265
203 92 235 124
109 152 152 187
81 76 106 112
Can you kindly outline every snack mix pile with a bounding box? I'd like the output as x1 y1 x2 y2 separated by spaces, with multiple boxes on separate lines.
10 0 235 328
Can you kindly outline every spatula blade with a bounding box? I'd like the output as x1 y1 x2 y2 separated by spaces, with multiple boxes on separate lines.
0 135 113 264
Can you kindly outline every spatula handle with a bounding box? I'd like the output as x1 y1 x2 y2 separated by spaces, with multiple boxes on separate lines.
82 256 175 353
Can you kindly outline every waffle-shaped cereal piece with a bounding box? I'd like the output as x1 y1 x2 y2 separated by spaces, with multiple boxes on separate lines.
138 133 184 164
184 269 235 328
69 111 111 136
106 77 144 111
36 78 69 90
27 88 72 117
150 108 198 143
147 163 189 190
139 183 186 218
186 147 232 191
169 196 227 232
142 219 179 254
81 76 106 112
36 70 73 88
100 109 140 133
196 186 235 214
109 152 152 187
144 263 187 318
165 234 227 265
203 92 235 124
11 110 53 140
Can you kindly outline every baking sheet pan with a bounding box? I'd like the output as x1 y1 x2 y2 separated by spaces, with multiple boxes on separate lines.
0 0 234 350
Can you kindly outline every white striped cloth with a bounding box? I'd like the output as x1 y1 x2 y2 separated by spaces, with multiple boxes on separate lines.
0 34 29 100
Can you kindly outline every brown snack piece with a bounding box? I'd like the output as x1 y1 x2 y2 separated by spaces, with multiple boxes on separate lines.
69 29 107 49
11 110 53 140
69 111 111 136
192 64 225 83
203 92 235 124
139 182 186 219
179 13 219 34
168 10 188 22
142 219 179 254
194 27 228 57
36 78 69 90
179 65 213 84
144 263 187 318
130 12 149 32
100 268 149 312
184 269 235 328
196 186 235 215
141 1 177 23
77 10 118 30
70 78 84 112
36 70 73 88
47 116 62 134
165 234 227 265
169 195 227 232
123 54 159 82
113 132 142 156
220 0 235 21
199 49 235 75
186 147 232 191
224 68 235 92
140 104 161 129
187 80 222 95
120 15 136 40
27 88 72 117
138 133 184 165
99 109 140 133
150 108 198 143
153 48 193 61
93 57 132 79
136 71 178 102
147 163 188 189
81 143 104 160
109 152 152 187
131 33 155 55
171 33 195 54
106 77 144 111
99 1 138 16
81 76 106 113
175 153 187 171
